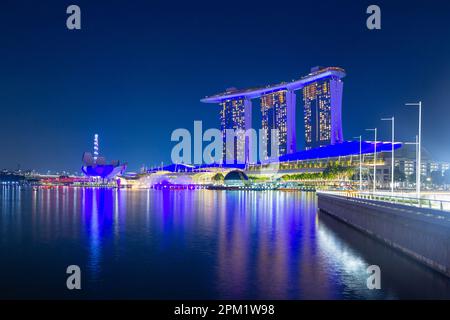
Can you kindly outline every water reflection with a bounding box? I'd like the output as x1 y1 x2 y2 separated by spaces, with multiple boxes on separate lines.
0 186 449 299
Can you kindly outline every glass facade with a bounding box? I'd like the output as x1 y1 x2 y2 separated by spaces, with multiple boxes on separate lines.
261 90 288 159
220 98 247 163
303 76 343 150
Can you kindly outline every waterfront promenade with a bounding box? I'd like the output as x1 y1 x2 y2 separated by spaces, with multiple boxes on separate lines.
317 191 450 277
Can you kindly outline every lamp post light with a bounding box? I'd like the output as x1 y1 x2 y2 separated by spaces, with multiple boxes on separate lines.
353 136 363 191
382 116 395 194
366 128 377 194
405 135 419 198
405 102 422 199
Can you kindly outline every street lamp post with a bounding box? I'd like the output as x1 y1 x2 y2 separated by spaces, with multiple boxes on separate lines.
405 135 419 195
366 128 377 194
353 135 363 191
406 102 422 199
382 116 395 194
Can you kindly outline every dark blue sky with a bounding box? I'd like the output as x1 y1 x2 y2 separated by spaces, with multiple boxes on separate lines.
1 0 450 172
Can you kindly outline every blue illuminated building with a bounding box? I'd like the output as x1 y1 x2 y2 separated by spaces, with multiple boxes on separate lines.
81 135 127 179
261 89 296 158
303 67 344 150
201 67 346 162
275 140 402 163
218 98 251 163
154 141 402 173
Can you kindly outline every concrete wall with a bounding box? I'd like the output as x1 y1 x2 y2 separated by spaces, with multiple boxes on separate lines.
317 193 450 277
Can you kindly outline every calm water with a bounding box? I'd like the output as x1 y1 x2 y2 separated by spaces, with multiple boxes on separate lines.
0 186 449 299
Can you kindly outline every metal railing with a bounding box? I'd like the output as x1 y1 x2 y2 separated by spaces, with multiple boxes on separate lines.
318 191 450 212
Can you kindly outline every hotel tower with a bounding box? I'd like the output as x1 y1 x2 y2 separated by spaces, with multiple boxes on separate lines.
302 67 344 150
260 90 296 159
201 66 345 163
219 96 252 163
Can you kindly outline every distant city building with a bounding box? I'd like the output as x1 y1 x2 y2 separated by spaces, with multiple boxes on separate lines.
387 144 450 181
397 159 450 178
302 66 344 150
201 67 345 163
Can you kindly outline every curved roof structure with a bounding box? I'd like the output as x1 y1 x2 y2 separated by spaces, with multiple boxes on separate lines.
274 141 402 163
82 163 127 179
224 170 249 181
201 67 346 103
81 151 127 179
147 163 196 173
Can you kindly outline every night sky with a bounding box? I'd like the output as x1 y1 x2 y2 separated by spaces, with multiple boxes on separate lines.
1 0 450 172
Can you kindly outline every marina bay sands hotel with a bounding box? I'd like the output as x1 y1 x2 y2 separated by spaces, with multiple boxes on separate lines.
201 66 345 162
